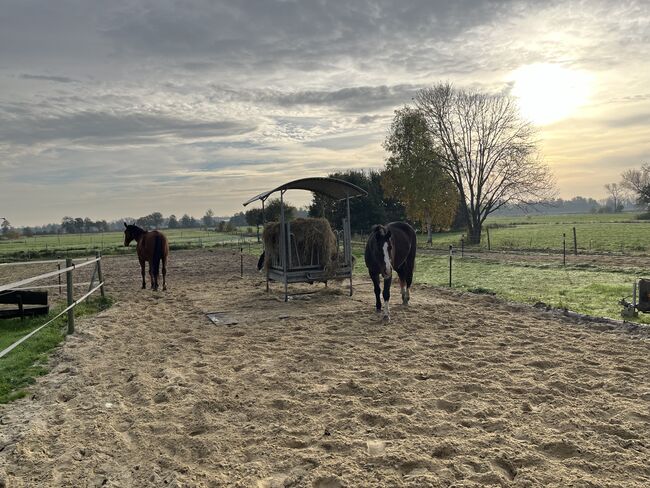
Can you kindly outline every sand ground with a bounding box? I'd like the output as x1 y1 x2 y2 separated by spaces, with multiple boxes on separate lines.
0 248 649 487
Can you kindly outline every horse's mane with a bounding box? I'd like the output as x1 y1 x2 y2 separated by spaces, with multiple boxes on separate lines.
370 224 387 236
126 224 147 236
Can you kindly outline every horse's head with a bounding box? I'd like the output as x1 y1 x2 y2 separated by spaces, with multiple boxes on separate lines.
368 225 392 278
123 222 143 246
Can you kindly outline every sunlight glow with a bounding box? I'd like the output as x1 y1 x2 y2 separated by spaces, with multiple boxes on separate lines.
511 63 592 125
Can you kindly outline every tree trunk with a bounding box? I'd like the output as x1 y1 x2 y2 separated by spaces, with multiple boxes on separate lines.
426 222 432 245
468 226 482 245
467 212 482 244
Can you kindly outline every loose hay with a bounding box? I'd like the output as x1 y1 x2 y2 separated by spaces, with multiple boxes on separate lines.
262 217 339 275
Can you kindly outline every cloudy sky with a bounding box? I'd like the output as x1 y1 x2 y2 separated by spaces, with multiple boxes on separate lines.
1 0 649 226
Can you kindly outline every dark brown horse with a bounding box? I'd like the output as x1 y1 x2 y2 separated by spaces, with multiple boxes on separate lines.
364 222 417 321
123 223 169 291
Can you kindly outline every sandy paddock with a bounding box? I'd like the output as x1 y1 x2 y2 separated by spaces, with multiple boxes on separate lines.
0 248 649 487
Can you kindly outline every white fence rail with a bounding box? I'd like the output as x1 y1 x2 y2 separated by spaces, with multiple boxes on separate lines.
0 253 106 359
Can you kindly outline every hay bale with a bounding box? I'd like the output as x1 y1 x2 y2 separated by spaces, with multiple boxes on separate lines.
262 218 339 274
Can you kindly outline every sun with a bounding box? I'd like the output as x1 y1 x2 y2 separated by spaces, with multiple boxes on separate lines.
511 63 592 125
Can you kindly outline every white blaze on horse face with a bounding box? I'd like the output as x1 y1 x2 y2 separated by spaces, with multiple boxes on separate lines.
382 242 392 277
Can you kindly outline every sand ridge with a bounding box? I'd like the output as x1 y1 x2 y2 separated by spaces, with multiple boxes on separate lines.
0 248 649 487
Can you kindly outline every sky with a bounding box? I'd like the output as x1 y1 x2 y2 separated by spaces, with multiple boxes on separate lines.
1 0 649 226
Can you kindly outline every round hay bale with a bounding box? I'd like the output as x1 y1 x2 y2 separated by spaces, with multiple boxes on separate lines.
262 218 339 275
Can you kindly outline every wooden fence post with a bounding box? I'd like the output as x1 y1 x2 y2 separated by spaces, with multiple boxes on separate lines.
573 227 577 255
66 258 74 334
95 251 105 298
486 228 491 251
562 233 566 267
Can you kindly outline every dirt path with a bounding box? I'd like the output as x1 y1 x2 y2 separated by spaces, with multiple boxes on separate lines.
1 249 649 487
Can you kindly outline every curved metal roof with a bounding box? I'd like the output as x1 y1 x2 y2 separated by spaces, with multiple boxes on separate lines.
243 177 367 206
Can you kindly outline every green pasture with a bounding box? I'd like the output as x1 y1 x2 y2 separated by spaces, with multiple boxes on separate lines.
485 211 640 225
0 296 112 403
351 248 648 324
0 228 255 259
404 212 650 254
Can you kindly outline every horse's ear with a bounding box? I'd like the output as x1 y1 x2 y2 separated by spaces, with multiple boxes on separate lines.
124 222 128 228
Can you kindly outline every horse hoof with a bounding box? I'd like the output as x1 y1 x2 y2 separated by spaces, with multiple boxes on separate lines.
382 314 390 322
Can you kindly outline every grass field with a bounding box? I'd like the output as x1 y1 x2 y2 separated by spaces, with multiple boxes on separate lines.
350 250 648 324
0 296 112 403
405 211 650 253
0 228 255 259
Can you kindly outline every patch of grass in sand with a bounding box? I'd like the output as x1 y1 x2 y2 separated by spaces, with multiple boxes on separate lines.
352 249 647 324
0 296 112 404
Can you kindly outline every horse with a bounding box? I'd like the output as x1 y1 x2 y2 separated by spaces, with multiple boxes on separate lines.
257 250 265 271
123 223 169 291
364 222 417 321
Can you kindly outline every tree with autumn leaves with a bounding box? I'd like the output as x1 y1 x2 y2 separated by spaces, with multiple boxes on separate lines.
382 107 458 244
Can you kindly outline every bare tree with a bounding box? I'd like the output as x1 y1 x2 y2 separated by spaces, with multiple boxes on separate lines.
621 164 650 208
604 183 624 212
415 83 555 244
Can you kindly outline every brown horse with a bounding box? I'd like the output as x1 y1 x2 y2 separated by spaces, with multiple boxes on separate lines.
123 223 169 291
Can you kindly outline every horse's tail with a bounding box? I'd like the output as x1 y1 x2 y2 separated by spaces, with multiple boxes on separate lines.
152 234 163 278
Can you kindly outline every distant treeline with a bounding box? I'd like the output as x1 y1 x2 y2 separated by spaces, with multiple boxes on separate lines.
2 179 641 240
492 196 637 216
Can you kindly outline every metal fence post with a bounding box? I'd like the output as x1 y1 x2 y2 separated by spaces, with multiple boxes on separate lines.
66 258 74 334
573 227 577 255
486 228 491 251
449 245 453 287
57 263 62 295
95 251 105 298
240 247 244 278
563 233 566 266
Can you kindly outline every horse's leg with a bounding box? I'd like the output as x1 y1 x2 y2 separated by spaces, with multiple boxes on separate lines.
162 255 167 291
371 273 382 313
405 254 415 302
149 262 156 290
139 259 146 289
382 276 392 321
397 267 408 305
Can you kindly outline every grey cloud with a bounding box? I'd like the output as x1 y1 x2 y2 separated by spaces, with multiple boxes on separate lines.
99 1 533 71
304 133 382 150
356 115 386 124
604 112 650 128
19 73 78 83
261 85 421 112
0 110 257 146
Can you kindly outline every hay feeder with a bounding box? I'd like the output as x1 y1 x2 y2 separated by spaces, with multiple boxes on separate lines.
243 177 367 301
